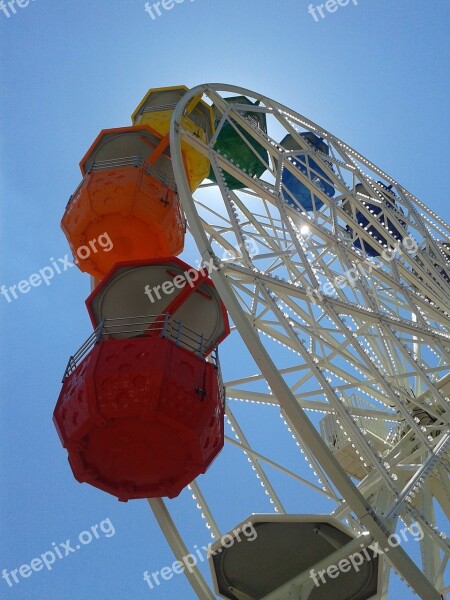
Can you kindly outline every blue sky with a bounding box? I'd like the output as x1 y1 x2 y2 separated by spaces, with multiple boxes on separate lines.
1 1 449 599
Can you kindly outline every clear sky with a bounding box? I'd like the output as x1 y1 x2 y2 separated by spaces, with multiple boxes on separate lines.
1 1 449 599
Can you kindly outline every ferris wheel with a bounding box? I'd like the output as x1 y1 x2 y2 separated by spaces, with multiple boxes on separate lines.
54 83 449 600
150 84 450 600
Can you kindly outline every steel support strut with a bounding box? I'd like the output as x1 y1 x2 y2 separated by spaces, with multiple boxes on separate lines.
169 83 442 600
147 498 215 600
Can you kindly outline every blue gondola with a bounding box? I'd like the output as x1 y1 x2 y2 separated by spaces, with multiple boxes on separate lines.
344 183 407 257
280 132 335 212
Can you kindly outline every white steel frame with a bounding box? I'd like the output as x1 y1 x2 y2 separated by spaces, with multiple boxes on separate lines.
147 84 449 600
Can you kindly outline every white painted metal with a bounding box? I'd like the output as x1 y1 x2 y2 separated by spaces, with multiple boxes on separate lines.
148 498 216 600
147 84 449 599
